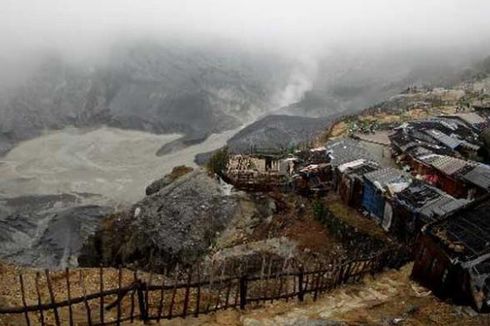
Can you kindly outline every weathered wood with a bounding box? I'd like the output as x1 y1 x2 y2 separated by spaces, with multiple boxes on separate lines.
116 267 122 326
297 267 305 302
194 264 201 317
34 272 45 326
182 268 192 318
264 256 273 304
156 267 166 322
130 270 137 323
234 261 246 308
239 275 248 310
214 262 226 310
258 254 266 306
98 266 104 325
79 270 93 326
65 268 74 326
137 280 148 322
313 262 322 301
168 264 179 319
19 274 31 326
224 262 233 308
277 259 288 300
205 261 215 313
145 270 153 316
44 270 61 326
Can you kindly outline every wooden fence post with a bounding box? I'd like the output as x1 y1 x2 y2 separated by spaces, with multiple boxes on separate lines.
45 270 61 326
239 275 248 310
136 280 148 322
297 267 305 302
182 268 192 318
116 267 122 326
97 266 104 325
65 268 74 326
19 274 31 326
34 272 45 326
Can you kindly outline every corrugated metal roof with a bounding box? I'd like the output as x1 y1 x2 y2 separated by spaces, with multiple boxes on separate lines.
462 165 490 191
428 198 490 261
453 112 486 126
430 155 471 176
424 129 463 149
325 138 377 167
363 168 410 192
422 196 469 219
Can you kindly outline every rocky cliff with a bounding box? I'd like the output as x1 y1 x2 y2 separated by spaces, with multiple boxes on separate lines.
79 170 274 268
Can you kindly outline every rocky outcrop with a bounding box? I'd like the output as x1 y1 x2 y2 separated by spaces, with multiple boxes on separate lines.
145 165 193 196
79 170 273 269
0 194 113 267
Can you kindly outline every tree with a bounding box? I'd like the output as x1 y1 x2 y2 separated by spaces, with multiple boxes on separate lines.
206 146 230 177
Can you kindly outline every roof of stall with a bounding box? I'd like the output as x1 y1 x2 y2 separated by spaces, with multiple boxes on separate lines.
325 138 377 167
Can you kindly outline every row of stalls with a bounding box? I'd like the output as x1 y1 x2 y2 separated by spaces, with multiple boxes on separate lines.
326 138 469 243
390 113 490 199
412 195 490 312
225 148 331 193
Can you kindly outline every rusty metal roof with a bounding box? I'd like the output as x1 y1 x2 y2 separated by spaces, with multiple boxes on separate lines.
462 165 490 191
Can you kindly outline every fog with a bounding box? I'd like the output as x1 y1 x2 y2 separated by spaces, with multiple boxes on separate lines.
2 0 490 66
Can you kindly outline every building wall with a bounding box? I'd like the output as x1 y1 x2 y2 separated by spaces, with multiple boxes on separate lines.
411 234 455 298
362 181 385 221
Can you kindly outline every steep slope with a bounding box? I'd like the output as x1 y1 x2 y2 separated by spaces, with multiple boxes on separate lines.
0 41 293 156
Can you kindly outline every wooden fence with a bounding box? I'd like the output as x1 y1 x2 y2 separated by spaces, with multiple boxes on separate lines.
0 248 409 325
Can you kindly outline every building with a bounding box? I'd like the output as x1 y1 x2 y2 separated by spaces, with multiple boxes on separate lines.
411 196 490 312
390 117 482 159
337 160 380 208
409 154 476 198
390 181 469 242
460 165 490 196
447 112 488 132
361 167 411 224
325 138 378 190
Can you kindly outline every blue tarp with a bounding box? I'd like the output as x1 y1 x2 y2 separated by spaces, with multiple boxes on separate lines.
362 181 385 220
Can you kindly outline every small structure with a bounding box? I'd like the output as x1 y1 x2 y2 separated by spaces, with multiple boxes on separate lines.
410 154 476 198
325 138 378 190
390 117 482 160
338 160 380 208
294 163 331 195
461 165 490 196
226 153 293 191
412 196 490 312
361 167 411 224
390 180 469 241
447 112 488 132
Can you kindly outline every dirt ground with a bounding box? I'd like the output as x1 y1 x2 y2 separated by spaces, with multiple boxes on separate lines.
2 262 488 326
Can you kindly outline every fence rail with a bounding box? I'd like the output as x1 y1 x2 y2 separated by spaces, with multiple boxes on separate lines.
0 248 409 325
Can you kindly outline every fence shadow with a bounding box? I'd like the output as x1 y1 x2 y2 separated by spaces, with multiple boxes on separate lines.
0 247 410 325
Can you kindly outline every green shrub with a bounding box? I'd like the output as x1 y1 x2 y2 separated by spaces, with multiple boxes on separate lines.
312 199 327 224
206 147 230 176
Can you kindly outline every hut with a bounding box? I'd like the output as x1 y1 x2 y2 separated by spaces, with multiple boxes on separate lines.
412 196 490 312
325 138 378 190
412 154 476 198
361 167 411 224
461 165 490 197
337 160 380 208
390 181 469 242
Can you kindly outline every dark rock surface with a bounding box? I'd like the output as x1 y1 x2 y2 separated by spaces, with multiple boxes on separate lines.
79 170 269 268
0 194 113 267
145 165 194 196
194 113 339 165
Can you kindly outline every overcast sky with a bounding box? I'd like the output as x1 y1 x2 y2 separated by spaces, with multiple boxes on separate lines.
2 0 489 57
